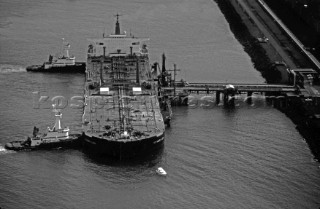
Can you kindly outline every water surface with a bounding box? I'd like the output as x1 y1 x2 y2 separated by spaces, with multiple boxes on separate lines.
0 0 319 208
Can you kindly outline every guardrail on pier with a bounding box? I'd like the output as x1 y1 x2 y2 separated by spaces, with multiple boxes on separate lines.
161 82 299 106
165 82 297 93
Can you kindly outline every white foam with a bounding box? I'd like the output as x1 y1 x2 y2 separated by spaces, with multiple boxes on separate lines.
0 146 6 152
0 64 26 73
0 145 15 154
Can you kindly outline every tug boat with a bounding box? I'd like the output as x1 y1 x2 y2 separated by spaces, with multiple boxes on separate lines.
26 39 85 73
5 106 81 151
160 97 172 127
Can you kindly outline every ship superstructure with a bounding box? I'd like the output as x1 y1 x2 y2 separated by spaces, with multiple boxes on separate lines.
5 105 80 151
82 15 165 158
27 39 86 73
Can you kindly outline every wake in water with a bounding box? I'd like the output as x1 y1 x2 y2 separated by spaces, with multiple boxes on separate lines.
0 145 15 155
0 64 26 73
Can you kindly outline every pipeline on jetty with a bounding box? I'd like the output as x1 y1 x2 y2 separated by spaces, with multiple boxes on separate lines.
161 0 320 159
152 0 320 160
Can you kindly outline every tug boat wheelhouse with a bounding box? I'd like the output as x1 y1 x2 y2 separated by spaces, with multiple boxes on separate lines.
26 39 85 73
82 15 165 159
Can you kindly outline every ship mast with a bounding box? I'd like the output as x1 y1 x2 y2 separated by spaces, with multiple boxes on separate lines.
114 13 122 35
52 104 62 131
61 38 70 58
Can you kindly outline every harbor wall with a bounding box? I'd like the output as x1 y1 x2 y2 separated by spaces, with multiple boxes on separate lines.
214 0 320 160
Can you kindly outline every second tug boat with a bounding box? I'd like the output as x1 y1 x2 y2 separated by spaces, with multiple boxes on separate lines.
82 15 165 159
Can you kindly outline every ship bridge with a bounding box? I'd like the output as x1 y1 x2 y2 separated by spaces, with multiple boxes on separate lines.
87 14 149 58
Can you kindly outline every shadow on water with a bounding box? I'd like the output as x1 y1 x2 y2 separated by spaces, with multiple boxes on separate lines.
285 112 320 161
277 107 320 161
296 125 320 162
82 145 165 168
222 102 237 113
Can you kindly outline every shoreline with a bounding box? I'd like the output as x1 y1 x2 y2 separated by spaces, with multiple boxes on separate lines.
214 0 279 83
215 0 320 160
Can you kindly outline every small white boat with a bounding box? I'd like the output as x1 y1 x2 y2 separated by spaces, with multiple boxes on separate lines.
156 167 167 176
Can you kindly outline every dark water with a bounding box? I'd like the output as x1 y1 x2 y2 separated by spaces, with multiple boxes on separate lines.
0 0 319 208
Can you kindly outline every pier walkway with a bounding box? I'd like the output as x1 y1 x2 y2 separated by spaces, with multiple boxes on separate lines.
162 83 297 94
160 82 301 106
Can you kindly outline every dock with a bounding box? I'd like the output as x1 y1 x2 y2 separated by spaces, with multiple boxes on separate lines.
163 83 296 93
157 0 320 113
